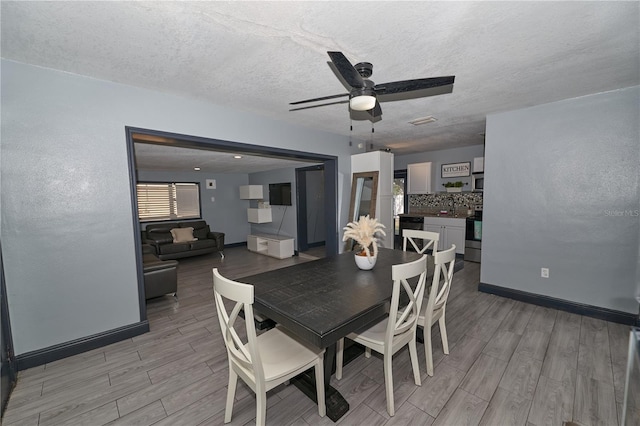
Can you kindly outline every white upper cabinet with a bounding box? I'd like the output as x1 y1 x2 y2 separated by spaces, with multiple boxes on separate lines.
247 208 272 223
407 162 432 194
473 157 484 173
239 185 264 199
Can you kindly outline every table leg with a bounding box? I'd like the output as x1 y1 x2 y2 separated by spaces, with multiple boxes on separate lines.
291 342 349 422
290 341 367 422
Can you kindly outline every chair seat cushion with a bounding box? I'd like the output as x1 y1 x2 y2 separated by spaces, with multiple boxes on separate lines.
348 318 389 347
237 325 323 382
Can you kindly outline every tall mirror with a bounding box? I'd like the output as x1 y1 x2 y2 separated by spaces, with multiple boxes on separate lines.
346 171 379 250
348 171 379 222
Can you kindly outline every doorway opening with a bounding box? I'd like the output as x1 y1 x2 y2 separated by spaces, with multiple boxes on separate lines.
393 169 408 249
125 127 339 320
296 165 326 259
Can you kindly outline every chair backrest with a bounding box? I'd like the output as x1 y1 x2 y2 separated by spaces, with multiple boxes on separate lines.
386 255 428 343
424 245 456 323
213 268 264 381
402 229 440 255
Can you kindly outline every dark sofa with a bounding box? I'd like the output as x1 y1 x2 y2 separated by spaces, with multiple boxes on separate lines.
142 244 178 299
142 220 225 260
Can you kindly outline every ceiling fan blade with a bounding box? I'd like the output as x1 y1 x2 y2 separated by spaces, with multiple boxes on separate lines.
290 93 348 105
328 51 365 88
370 101 382 118
374 76 455 95
289 99 349 111
377 84 454 103
327 61 353 91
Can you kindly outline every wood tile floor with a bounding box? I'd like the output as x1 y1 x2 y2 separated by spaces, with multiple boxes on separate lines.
3 247 638 425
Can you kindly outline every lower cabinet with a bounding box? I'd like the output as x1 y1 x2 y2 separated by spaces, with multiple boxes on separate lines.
424 218 465 255
247 234 294 259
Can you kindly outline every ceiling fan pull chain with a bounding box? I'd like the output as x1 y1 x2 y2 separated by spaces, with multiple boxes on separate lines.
369 123 375 151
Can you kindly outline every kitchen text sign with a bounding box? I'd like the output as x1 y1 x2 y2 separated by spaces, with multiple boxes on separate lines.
441 162 471 178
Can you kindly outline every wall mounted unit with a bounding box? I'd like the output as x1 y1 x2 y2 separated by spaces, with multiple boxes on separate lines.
240 185 264 199
247 208 272 223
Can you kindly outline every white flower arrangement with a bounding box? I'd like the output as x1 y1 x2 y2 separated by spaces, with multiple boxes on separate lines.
342 215 386 259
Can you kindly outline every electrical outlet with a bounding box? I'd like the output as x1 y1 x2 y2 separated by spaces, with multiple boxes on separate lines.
541 268 549 278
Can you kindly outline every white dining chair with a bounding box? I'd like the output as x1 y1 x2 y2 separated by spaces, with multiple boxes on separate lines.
335 255 428 416
418 244 456 376
213 268 326 426
402 229 440 255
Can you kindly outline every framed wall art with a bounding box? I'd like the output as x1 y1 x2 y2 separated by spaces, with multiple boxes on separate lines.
441 162 471 178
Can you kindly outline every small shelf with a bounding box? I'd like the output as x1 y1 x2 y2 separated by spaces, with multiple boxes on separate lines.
240 185 264 199
247 208 272 223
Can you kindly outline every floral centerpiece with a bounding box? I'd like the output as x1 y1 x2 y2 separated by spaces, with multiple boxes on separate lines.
342 215 386 264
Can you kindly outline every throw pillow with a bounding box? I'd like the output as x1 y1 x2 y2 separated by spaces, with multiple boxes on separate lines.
170 227 198 243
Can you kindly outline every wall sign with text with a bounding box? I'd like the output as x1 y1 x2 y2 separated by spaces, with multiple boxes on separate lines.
441 162 471 178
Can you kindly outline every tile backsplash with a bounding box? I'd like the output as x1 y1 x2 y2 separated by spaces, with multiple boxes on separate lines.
408 192 483 215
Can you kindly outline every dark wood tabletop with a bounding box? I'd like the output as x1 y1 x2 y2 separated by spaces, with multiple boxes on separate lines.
240 248 426 349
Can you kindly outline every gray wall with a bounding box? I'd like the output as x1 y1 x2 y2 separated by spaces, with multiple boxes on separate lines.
482 86 640 314
248 168 298 245
395 145 485 191
136 170 250 244
1 59 354 356
306 170 325 244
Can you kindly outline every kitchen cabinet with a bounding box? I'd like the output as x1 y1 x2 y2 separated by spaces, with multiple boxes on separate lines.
407 162 432 194
473 157 484 173
423 217 465 254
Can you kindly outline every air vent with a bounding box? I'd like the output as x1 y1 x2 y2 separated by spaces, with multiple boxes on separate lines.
409 116 437 126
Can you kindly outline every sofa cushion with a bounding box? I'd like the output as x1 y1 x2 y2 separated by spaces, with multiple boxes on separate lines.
182 221 210 239
190 239 217 250
158 242 191 255
192 226 210 240
146 228 173 244
170 227 197 243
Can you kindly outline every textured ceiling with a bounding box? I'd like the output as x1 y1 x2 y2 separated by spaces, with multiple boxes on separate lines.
2 1 639 171
134 142 319 174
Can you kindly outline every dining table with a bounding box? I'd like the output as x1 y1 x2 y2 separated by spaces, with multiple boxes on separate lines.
240 247 428 422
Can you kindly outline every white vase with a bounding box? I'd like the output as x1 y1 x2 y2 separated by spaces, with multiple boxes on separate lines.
355 253 377 270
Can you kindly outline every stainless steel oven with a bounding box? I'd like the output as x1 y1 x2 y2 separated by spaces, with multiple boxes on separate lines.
464 208 482 262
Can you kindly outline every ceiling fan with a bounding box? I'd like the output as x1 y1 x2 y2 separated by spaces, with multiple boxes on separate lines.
290 51 455 122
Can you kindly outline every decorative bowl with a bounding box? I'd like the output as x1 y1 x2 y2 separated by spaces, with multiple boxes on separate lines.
354 253 377 270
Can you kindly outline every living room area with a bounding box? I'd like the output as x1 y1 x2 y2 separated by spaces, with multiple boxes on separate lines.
2 2 638 424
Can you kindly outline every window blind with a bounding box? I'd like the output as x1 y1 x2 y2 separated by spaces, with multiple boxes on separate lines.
136 182 200 222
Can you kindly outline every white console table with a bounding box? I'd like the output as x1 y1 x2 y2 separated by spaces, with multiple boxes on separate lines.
247 234 295 259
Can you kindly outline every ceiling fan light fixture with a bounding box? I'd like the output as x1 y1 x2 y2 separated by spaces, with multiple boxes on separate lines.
350 87 376 111
350 95 376 111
